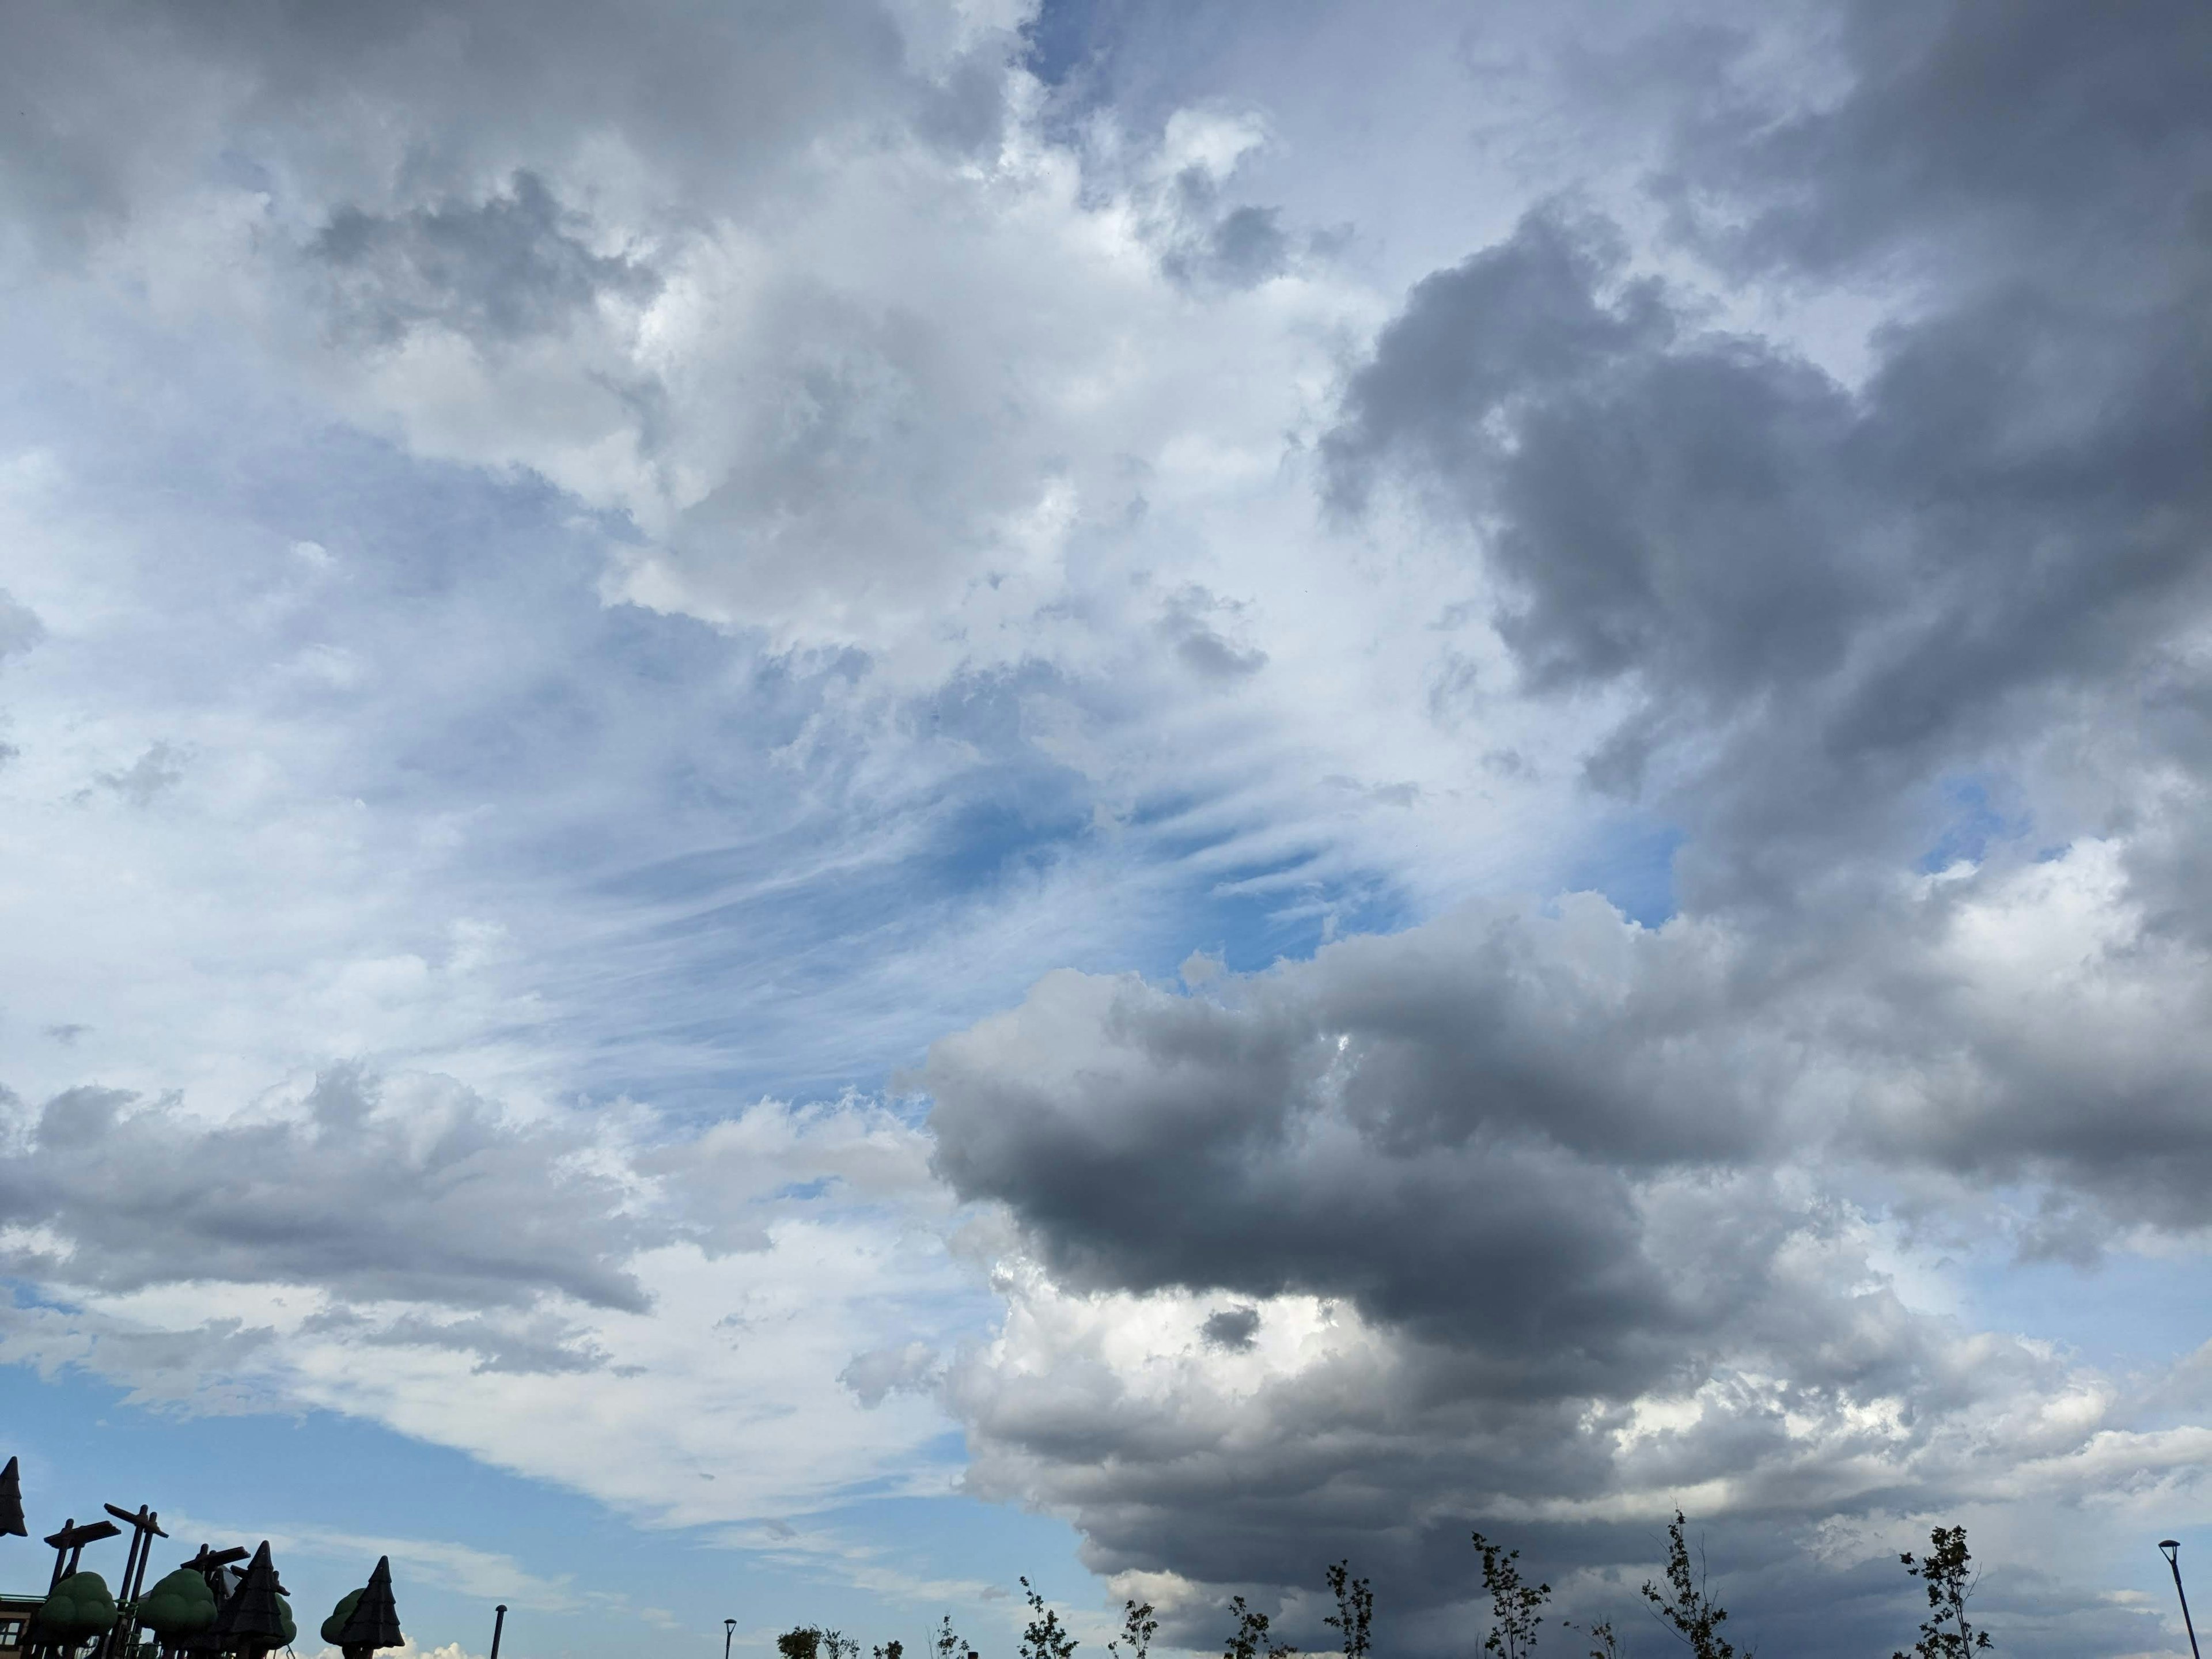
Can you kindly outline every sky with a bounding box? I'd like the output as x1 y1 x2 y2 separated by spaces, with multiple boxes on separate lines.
2 1 2211 1657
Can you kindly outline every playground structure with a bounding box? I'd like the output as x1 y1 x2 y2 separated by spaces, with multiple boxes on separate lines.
0 1454 410 1659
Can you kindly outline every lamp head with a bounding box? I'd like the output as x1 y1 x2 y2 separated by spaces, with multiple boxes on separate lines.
728 1619 739 1632
2164 1540 2183 1565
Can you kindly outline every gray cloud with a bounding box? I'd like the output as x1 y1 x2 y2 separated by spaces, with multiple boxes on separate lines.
1324 1 2212 921
0 590 43 664
312 172 660 347
88 741 185 806
1198 1306 1258 1351
1161 587 1269 681
300 1305 614 1376
0 1068 654 1312
838 1340 942 1407
1159 172 1291 291
0 0 1006 260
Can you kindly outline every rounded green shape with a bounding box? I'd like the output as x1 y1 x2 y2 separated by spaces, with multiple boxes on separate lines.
40 1570 119 1637
139 1567 218 1638
323 1587 365 1645
274 1593 297 1648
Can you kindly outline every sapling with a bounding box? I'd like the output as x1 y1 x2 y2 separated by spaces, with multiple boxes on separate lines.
1109 1599 1159 1659
1892 1526 1993 1659
1640 1511 1738 1659
1324 1562 1373 1659
1020 1580 1080 1659
1474 1532 1552 1659
1222 1595 1296 1659
935 1613 982 1659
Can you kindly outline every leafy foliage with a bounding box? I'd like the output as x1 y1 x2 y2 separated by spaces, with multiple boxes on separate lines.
1893 1527 1993 1659
1020 1578 1080 1659
1566 1620 1622 1659
1641 1511 1737 1659
1222 1594 1296 1659
1474 1532 1552 1659
875 1642 906 1659
1324 1561 1374 1659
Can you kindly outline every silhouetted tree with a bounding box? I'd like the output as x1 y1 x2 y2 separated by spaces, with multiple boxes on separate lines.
1109 1599 1158 1659
1222 1596 1294 1659
934 1613 980 1659
1324 1562 1373 1659
1641 1512 1737 1659
1893 1527 1992 1659
1020 1580 1078 1659
1474 1533 1551 1659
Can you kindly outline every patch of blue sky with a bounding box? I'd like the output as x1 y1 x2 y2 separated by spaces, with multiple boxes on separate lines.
1956 1243 2212 1378
0 1361 1089 1659
1562 817 1684 928
1916 775 2031 874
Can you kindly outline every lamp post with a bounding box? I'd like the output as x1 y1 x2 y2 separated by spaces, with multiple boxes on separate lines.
726 1618 738 1659
2163 1541 2202 1659
490 1603 508 1659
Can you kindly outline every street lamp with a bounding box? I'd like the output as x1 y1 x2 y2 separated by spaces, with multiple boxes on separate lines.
2162 1541 2202 1659
726 1618 738 1659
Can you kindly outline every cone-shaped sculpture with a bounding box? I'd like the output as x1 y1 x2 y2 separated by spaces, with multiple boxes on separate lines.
336 1555 404 1654
0 1456 23 1537
211 1542 291 1656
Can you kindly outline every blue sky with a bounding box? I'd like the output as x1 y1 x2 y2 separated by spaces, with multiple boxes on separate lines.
4 3 2212 1658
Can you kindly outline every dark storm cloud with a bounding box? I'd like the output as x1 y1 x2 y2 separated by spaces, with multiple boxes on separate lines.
929 884 2212 1352
312 173 660 347
0 1069 654 1312
927 913 1808 1392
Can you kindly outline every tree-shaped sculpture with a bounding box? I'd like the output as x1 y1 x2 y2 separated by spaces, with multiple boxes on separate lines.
0 1456 24 1539
35 1570 118 1656
167 1545 248 1657
210 1543 293 1658
327 1556 404 1659
139 1567 221 1657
